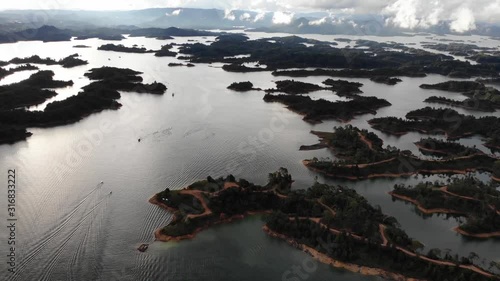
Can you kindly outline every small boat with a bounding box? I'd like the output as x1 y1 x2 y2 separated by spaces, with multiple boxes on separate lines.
172 93 175 97
138 243 149 252
138 138 141 142
100 181 104 184
109 191 112 195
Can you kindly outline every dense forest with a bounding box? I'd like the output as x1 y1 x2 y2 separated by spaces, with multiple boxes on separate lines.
0 66 166 144
415 138 483 157
263 94 391 123
9 54 88 68
424 96 496 112
369 107 500 148
98 44 156 53
0 70 73 110
178 35 500 78
153 169 498 280
392 177 500 235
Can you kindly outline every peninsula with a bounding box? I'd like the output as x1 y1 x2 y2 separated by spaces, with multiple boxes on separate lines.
301 125 499 180
390 177 500 238
151 169 498 281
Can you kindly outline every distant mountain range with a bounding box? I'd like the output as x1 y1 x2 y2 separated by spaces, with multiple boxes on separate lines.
1 8 500 37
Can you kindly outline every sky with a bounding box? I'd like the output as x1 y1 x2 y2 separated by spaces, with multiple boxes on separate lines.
1 0 500 31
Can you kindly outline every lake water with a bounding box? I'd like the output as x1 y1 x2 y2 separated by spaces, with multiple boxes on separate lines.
0 32 499 281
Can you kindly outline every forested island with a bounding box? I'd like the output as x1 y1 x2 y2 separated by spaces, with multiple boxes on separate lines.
155 45 177 57
0 70 73 110
370 76 402 85
263 94 391 123
97 44 156 53
0 25 221 44
9 54 88 68
424 96 496 112
420 81 485 92
415 138 483 157
227 81 259 92
0 64 38 80
0 66 166 144
301 125 499 180
178 35 500 79
368 107 500 149
391 177 500 238
150 169 498 280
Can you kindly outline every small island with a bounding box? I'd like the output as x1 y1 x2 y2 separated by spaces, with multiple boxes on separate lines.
370 76 402 85
301 125 499 180
322 79 363 96
0 70 73 110
0 64 38 80
265 80 324 94
0 66 167 144
415 138 482 157
167 63 194 67
150 169 498 281
227 81 259 92
263 94 391 123
97 44 156 53
424 96 496 112
9 54 88 68
368 107 500 148
390 176 500 238
420 81 485 92
155 45 177 57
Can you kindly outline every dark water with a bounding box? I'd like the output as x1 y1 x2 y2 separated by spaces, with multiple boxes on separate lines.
0 33 498 280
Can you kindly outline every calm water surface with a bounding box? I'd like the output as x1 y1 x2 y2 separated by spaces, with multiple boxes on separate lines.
0 32 498 281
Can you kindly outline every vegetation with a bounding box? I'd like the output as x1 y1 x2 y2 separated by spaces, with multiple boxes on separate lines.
155 44 177 57
227 81 256 92
179 35 500 78
307 126 396 164
0 66 166 144
420 81 485 92
322 79 363 96
392 177 500 236
273 68 426 78
263 94 391 123
0 64 38 80
369 107 500 147
0 70 72 110
265 80 324 94
306 153 496 180
415 138 482 157
153 169 498 280
97 44 156 53
9 54 88 68
424 96 495 112
370 76 402 85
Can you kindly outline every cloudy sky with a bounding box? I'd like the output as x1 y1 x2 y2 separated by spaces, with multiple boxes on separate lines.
1 0 499 31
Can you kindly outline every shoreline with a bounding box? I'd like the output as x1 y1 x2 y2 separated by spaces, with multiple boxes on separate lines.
453 227 500 239
302 157 495 181
150 194 272 242
388 192 467 215
263 225 424 281
389 192 500 238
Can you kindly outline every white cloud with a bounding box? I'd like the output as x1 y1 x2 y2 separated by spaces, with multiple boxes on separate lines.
1 0 500 30
254 11 267 22
166 9 182 16
272 11 295 25
309 17 328 26
224 9 236 20
450 5 476 32
240 12 252 21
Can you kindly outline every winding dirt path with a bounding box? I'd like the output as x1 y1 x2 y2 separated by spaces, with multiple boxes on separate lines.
379 224 388 246
358 132 374 151
178 189 212 219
